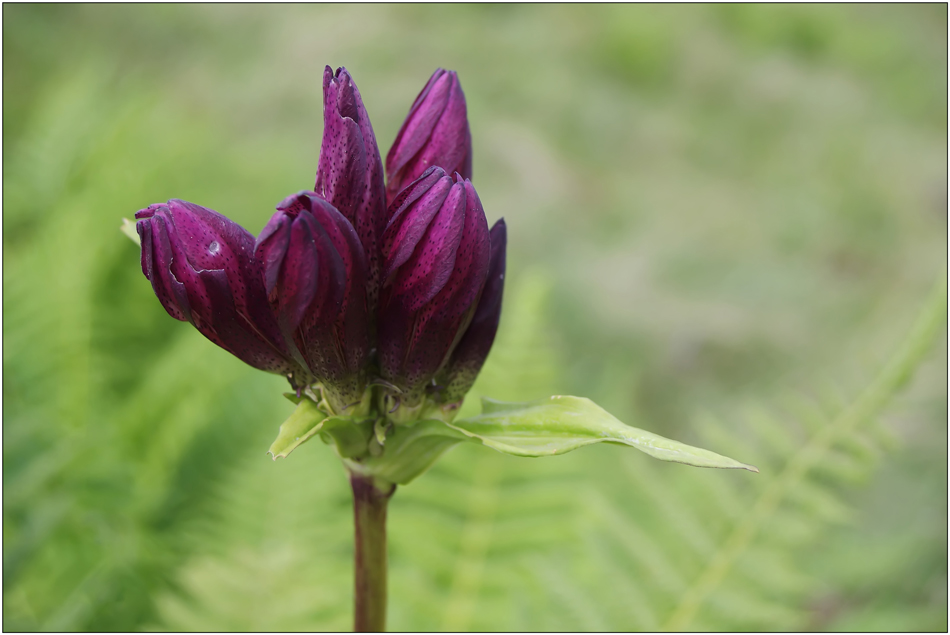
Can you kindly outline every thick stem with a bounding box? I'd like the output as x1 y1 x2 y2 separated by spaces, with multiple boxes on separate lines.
350 473 395 632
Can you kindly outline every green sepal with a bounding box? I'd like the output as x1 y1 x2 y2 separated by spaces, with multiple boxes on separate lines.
373 419 388 445
282 391 304 405
268 397 328 459
120 218 140 246
270 397 376 461
446 396 758 471
344 420 467 485
320 417 374 459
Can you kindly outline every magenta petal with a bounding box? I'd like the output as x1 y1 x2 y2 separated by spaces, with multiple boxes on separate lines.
257 214 292 296
438 218 506 403
435 178 491 321
303 195 372 376
257 191 372 409
382 168 464 284
386 70 452 178
412 77 471 183
303 193 368 315
377 176 491 403
385 69 472 205
295 214 347 371
283 217 322 331
383 165 449 242
136 200 303 380
300 195 372 409
194 268 304 375
391 180 466 312
315 66 386 309
138 213 191 323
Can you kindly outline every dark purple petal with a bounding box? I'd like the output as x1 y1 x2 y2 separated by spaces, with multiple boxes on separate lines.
438 218 506 404
436 178 491 326
381 166 451 271
256 191 372 411
315 66 386 309
388 70 452 173
136 200 304 380
302 195 372 380
384 175 464 311
257 213 292 296
264 214 321 330
386 69 472 205
137 212 190 322
377 176 490 404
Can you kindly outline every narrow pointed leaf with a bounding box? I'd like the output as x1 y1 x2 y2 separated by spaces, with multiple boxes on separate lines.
447 396 759 471
120 218 140 245
268 398 329 459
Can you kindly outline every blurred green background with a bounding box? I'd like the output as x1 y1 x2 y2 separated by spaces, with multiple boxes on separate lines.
3 4 947 631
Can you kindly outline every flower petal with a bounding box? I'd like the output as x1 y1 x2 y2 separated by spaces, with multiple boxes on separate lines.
386 69 472 205
136 200 303 379
438 218 506 405
377 176 491 404
316 66 386 308
258 191 372 411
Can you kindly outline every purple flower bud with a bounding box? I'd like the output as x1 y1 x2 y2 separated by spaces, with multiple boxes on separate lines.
256 192 371 412
436 218 506 409
135 200 308 384
315 66 387 310
385 69 472 207
378 168 490 407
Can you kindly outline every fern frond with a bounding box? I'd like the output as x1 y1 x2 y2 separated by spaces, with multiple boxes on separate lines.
663 272 947 630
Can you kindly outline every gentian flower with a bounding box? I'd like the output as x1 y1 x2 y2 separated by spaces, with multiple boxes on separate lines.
128 65 757 635
377 167 491 420
434 217 506 418
133 66 501 423
316 66 387 309
136 199 311 387
385 69 472 206
255 192 372 414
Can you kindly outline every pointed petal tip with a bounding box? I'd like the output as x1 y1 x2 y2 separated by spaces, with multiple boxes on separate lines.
444 70 461 87
134 203 164 220
276 190 317 213
489 218 507 245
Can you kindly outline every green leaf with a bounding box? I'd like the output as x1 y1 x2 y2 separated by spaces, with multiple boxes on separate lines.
447 396 758 471
268 398 328 459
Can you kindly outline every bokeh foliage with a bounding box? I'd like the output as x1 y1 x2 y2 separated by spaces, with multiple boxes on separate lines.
3 4 946 631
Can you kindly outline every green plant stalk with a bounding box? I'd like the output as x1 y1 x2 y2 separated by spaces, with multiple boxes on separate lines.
350 473 395 632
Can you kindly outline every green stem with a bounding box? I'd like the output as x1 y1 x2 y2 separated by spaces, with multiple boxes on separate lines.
350 473 395 632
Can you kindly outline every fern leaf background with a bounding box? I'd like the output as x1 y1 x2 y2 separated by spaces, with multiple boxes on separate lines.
4 5 946 632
